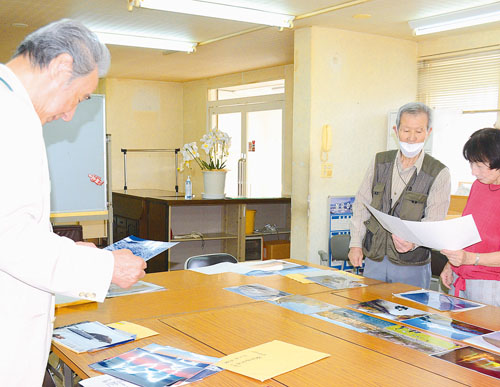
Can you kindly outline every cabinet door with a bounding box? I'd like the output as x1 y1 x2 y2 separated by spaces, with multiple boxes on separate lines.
114 216 127 241
126 219 138 237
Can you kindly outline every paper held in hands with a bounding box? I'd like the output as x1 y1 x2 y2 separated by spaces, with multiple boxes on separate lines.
104 235 178 261
364 203 481 250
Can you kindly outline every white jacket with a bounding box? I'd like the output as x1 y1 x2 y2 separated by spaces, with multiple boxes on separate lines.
0 64 114 386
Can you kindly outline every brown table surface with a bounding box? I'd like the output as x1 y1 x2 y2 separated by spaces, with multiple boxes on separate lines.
55 259 379 326
53 260 500 386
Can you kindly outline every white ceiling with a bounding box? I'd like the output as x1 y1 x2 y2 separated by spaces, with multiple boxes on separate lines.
1 0 500 82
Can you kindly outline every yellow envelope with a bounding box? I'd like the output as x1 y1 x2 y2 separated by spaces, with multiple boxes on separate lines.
285 273 315 284
215 340 329 382
107 321 159 340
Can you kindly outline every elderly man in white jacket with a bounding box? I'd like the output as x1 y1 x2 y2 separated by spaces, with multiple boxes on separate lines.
0 19 146 386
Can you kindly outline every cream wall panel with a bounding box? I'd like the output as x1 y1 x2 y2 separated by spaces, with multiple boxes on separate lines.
291 28 313 262
105 78 183 191
292 26 417 264
418 27 500 58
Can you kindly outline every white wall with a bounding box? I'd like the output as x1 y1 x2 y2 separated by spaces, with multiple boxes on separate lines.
292 26 417 264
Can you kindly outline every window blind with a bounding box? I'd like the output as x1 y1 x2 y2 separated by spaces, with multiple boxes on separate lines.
417 50 500 111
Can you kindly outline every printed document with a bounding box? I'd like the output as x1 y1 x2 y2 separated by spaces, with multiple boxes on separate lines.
365 203 481 250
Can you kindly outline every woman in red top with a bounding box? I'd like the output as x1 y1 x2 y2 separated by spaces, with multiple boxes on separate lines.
440 128 500 307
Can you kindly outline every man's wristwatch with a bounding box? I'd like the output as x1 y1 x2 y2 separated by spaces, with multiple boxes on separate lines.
474 253 480 266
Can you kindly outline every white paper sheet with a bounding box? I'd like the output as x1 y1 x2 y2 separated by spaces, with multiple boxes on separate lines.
189 260 299 275
365 203 481 250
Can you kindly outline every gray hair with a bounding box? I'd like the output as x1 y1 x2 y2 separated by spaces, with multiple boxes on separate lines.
396 102 433 131
13 19 110 78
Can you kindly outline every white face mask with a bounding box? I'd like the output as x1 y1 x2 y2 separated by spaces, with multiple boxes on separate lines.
399 141 425 158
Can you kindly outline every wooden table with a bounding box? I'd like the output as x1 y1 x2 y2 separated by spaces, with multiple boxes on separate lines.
52 261 500 386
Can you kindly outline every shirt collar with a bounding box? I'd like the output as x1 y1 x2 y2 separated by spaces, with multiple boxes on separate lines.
396 149 426 173
0 64 33 105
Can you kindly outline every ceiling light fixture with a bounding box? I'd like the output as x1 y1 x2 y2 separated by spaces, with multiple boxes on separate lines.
94 31 197 53
129 0 295 29
409 3 500 36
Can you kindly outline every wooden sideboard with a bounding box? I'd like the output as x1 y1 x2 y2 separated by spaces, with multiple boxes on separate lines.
112 189 291 272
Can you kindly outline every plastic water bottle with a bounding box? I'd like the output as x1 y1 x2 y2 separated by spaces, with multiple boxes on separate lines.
185 176 192 200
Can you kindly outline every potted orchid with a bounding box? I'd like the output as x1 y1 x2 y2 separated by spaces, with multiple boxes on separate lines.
180 128 231 198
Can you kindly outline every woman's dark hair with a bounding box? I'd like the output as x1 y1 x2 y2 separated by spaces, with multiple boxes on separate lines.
463 128 500 170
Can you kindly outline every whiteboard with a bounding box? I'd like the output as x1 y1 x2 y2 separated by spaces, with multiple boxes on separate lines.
43 95 107 214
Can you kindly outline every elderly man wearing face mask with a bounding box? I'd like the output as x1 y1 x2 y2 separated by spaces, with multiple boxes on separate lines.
348 102 451 288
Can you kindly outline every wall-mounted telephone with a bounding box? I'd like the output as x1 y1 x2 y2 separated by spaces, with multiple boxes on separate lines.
320 124 332 162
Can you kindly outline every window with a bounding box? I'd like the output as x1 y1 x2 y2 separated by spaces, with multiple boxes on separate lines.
208 80 285 198
417 50 500 192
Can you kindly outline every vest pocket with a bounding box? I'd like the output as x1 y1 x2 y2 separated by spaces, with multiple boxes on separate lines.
399 191 427 220
362 216 384 258
371 183 385 209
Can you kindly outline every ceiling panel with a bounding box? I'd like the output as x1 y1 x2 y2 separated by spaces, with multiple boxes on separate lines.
1 0 500 81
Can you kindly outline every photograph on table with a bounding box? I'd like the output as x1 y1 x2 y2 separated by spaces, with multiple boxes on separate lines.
107 280 165 298
367 325 462 355
243 260 305 276
90 347 213 387
348 299 429 321
401 314 492 341
224 284 291 301
268 294 337 315
433 346 500 380
143 343 222 384
312 308 397 333
304 274 366 290
52 321 135 354
464 331 500 354
394 289 485 312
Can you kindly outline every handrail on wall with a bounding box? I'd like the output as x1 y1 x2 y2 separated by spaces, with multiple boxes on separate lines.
121 148 181 192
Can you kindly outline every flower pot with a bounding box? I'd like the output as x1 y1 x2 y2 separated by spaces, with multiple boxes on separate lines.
202 170 227 199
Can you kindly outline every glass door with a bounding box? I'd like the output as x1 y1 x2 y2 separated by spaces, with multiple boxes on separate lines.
246 109 282 197
212 112 241 198
209 94 284 198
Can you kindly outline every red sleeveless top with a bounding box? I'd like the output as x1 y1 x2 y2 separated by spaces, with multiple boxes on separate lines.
451 180 500 296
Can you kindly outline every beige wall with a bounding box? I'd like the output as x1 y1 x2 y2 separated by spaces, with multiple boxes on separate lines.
182 65 294 195
418 27 500 58
292 26 417 264
104 78 183 191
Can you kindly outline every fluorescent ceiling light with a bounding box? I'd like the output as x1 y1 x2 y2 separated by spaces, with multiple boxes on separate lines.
95 32 197 53
409 3 500 36
131 0 295 28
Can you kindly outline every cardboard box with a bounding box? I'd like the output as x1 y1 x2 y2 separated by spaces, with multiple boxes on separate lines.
263 240 290 260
